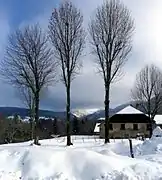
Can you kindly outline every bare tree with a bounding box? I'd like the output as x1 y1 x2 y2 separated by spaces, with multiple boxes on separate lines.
132 64 162 137
49 1 85 145
0 24 57 145
89 0 134 143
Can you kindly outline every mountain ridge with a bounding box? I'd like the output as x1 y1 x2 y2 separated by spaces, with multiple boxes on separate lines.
0 107 75 119
1 100 160 121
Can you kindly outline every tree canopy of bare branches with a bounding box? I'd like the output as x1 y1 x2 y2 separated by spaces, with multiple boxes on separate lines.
1 24 57 145
132 64 162 136
49 1 85 145
89 0 134 143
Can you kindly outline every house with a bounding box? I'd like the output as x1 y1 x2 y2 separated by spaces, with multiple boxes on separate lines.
99 105 151 139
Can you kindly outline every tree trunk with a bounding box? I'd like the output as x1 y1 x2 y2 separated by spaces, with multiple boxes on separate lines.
34 93 40 145
148 100 153 138
66 83 73 146
29 118 33 140
104 85 110 143
30 108 34 140
150 117 153 138
30 117 34 140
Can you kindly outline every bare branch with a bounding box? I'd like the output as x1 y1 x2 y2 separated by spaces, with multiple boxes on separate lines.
132 64 162 122
48 1 85 86
89 0 134 84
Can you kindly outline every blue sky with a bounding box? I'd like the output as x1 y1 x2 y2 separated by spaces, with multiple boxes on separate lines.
0 0 162 111
0 0 59 28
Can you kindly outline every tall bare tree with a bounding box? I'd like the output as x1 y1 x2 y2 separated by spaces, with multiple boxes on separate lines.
49 1 85 145
1 24 57 145
132 64 162 137
89 0 134 143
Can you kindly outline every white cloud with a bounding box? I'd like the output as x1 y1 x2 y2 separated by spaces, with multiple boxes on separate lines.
0 12 10 57
0 12 21 107
71 0 162 108
1 0 162 109
43 0 162 109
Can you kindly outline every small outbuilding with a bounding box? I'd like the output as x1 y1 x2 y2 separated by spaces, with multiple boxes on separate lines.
100 105 151 139
94 123 101 135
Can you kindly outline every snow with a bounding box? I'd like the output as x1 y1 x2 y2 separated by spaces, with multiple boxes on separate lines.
72 108 99 117
154 114 162 125
134 126 162 156
1 134 162 179
22 116 30 122
98 117 105 121
116 105 144 114
94 123 100 132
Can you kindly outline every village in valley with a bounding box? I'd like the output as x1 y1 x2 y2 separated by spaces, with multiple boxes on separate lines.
0 0 162 179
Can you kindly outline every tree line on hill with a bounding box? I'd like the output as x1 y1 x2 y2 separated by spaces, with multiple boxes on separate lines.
0 0 161 145
0 114 96 144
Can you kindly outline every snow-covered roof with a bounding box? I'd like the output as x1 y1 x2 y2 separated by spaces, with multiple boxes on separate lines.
94 123 101 132
116 105 144 115
7 116 14 119
154 115 162 125
7 115 22 120
98 117 105 121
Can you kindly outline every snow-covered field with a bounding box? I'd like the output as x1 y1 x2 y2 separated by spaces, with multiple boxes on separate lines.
1 128 162 179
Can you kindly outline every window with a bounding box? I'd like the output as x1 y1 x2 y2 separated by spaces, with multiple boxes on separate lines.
133 124 138 130
109 124 113 130
147 124 150 131
120 124 125 130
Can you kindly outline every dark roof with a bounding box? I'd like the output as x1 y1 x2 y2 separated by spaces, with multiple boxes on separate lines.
109 114 151 123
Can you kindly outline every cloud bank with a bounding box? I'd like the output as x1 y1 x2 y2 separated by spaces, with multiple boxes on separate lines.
0 0 162 110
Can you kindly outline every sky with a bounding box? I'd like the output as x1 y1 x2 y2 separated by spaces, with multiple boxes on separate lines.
0 0 162 111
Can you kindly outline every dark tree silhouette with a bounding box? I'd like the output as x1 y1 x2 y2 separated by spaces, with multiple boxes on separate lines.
1 24 57 145
53 118 58 135
49 1 85 145
89 0 134 143
73 116 79 134
132 64 162 137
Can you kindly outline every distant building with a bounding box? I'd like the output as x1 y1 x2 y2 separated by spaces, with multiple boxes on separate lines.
99 105 151 139
94 123 101 135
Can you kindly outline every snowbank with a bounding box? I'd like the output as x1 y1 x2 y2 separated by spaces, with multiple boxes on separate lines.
0 136 161 179
134 126 162 156
1 145 162 180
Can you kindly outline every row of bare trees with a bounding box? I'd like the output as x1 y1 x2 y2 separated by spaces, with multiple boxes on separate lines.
3 0 161 145
0 0 134 145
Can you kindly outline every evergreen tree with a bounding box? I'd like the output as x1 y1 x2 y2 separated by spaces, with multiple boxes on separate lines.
73 116 79 134
53 118 58 135
13 114 21 124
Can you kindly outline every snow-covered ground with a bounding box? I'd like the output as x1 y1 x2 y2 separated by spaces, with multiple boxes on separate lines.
1 129 162 179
